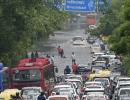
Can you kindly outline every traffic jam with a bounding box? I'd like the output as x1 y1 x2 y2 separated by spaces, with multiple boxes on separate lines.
0 35 129 100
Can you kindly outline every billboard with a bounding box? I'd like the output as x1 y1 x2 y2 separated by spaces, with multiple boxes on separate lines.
65 0 96 12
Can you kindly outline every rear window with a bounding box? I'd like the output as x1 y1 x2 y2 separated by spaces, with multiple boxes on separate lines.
120 89 130 95
87 96 106 100
119 79 130 83
94 78 109 86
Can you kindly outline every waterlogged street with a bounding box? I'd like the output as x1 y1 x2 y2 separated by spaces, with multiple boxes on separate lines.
39 29 92 75
0 0 130 100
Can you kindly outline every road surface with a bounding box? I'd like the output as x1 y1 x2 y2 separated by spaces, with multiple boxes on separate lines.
37 29 92 75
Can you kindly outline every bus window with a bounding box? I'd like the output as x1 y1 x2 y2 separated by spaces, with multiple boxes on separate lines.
13 69 41 81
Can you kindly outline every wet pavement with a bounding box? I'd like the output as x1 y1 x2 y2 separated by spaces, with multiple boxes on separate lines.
37 29 92 75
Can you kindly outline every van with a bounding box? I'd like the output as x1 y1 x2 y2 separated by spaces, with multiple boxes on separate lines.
91 44 101 54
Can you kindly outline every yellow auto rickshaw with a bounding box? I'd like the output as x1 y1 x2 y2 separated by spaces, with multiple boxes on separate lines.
88 69 111 81
0 89 21 100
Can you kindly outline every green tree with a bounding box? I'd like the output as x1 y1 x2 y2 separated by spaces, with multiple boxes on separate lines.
0 0 67 66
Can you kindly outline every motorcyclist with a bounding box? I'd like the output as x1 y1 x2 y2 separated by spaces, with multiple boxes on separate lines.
64 65 71 74
37 92 46 100
10 92 23 100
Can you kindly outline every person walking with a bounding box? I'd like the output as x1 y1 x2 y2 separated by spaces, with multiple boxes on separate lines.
37 92 46 100
61 48 64 58
57 46 61 56
71 52 76 64
64 65 71 74
50 55 55 64
72 62 78 74
35 51 39 58
31 52 35 58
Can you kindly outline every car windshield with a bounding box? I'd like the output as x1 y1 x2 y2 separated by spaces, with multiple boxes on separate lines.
86 86 101 89
120 89 130 96
59 89 74 95
23 89 40 95
87 96 106 100
85 83 101 87
119 79 130 84
95 79 109 86
73 37 83 41
13 69 41 81
84 91 104 95
120 84 130 88
68 77 81 81
92 67 103 73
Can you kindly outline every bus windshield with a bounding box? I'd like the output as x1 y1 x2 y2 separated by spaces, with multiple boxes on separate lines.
13 69 41 81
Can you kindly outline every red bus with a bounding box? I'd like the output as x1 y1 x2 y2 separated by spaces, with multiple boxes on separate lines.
10 57 55 94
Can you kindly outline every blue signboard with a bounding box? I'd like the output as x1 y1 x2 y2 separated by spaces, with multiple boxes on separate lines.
65 0 96 12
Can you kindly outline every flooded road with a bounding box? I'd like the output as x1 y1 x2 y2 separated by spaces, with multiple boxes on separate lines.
37 29 92 75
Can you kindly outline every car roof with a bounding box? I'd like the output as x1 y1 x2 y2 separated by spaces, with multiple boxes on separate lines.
118 77 130 79
65 79 81 82
68 75 82 78
22 87 41 89
73 36 83 38
85 81 102 84
94 53 105 55
54 85 71 88
48 95 69 98
119 82 130 85
85 88 104 91
78 64 88 66
119 87 130 90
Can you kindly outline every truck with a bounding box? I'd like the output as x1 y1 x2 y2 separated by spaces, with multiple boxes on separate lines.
86 14 97 26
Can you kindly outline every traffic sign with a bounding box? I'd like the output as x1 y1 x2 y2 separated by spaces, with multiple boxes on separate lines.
65 0 96 12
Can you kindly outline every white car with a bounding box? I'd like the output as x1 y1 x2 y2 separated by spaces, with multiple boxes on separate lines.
84 81 103 89
66 74 83 82
116 81 130 89
22 87 43 100
72 36 86 45
94 77 110 88
65 79 82 94
52 84 79 100
82 94 108 100
116 77 130 88
65 79 82 88
59 88 80 100
91 43 101 53
48 95 71 100
89 25 97 30
92 52 105 61
82 86 107 100
118 87 130 100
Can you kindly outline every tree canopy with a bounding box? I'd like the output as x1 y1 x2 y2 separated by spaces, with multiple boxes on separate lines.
0 0 67 66
97 0 130 75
